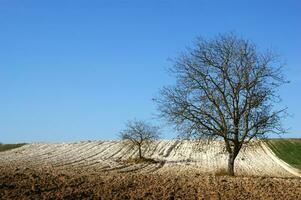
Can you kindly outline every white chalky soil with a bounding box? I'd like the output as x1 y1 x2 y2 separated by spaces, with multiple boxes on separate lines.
1 140 300 177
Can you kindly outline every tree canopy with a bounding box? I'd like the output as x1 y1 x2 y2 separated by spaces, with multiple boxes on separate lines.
155 33 287 175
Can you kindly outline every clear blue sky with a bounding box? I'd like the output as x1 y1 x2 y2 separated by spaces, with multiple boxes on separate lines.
0 0 300 143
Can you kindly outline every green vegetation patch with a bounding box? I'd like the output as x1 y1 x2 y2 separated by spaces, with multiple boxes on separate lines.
266 139 301 170
0 143 26 152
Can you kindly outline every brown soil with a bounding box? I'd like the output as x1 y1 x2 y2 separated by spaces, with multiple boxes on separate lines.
0 164 300 200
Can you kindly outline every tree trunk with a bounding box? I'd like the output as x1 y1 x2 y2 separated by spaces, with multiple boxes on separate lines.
138 146 142 159
227 153 236 176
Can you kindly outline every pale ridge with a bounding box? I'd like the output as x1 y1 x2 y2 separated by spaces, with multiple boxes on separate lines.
261 142 301 177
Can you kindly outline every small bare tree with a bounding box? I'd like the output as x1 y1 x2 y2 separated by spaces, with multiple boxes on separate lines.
120 120 160 159
155 33 287 176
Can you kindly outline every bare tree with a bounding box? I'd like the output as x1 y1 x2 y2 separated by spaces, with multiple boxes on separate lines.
120 120 160 159
154 33 287 176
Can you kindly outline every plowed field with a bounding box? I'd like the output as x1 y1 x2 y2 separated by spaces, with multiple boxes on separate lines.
0 141 300 199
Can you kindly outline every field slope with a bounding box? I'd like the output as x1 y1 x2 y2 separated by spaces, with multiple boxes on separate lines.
0 140 300 177
266 139 301 170
1 140 300 199
0 143 26 152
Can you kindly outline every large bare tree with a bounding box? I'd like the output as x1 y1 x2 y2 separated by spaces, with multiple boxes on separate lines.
155 33 287 175
120 120 160 159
